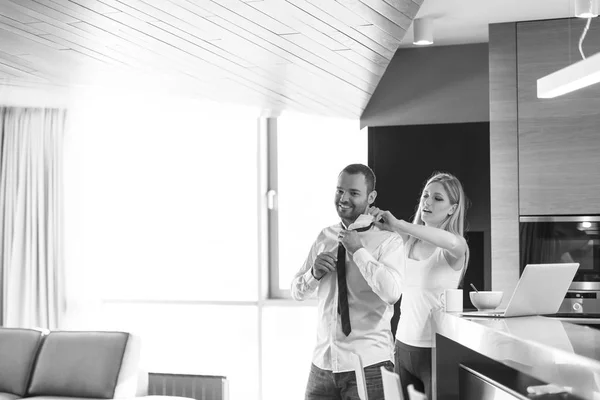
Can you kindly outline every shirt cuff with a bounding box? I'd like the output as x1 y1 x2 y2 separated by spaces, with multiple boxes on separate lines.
353 247 376 269
303 268 319 288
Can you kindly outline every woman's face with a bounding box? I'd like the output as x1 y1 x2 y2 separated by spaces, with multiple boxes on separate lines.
420 182 456 227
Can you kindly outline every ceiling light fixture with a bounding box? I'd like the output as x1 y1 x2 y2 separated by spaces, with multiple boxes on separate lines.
413 18 433 46
537 0 599 98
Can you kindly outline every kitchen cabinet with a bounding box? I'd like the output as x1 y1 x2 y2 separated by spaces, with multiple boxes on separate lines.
516 19 600 215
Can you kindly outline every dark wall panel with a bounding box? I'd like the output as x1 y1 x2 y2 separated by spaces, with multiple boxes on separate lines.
369 122 490 304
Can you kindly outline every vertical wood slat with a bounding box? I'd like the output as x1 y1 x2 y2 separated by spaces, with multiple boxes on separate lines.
489 23 520 304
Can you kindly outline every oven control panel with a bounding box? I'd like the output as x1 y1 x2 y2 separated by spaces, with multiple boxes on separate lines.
559 291 600 314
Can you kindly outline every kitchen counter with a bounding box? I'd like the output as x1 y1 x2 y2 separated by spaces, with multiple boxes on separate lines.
433 310 600 399
550 316 600 325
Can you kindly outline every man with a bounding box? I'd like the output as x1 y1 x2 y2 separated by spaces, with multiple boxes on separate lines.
292 163 404 400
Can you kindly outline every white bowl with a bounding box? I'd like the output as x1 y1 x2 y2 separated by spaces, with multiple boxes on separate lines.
470 291 503 311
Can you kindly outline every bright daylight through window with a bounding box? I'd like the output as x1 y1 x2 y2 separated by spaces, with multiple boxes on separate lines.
62 95 365 400
272 114 367 298
64 92 260 400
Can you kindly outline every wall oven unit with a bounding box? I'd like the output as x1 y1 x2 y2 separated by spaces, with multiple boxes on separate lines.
520 216 600 315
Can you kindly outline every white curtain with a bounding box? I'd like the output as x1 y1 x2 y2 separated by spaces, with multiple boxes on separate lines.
0 107 66 329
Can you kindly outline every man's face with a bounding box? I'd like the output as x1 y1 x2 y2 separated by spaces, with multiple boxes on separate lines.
335 172 373 225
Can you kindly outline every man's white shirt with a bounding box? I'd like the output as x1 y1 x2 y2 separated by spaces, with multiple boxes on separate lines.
291 216 405 372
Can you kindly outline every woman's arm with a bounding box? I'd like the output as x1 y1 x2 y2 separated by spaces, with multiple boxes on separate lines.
368 207 409 242
369 207 467 268
396 220 467 268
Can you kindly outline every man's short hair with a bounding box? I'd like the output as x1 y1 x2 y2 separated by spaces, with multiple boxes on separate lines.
340 164 376 193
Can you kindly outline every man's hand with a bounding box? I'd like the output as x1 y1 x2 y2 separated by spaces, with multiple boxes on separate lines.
312 252 337 280
339 230 363 255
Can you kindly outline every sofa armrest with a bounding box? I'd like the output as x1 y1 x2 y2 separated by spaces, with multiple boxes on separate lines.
136 369 149 397
114 334 146 398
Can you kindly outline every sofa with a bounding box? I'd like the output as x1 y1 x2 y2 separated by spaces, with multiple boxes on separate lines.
0 327 147 400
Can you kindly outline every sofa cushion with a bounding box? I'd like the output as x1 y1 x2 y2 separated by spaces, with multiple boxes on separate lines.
0 327 44 396
26 397 113 400
27 331 129 399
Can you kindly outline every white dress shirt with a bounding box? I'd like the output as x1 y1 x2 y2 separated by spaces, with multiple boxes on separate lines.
291 216 405 373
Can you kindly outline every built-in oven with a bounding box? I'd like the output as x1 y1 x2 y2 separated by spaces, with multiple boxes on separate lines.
520 216 600 315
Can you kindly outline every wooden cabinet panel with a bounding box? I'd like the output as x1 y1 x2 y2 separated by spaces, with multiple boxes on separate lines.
517 19 600 215
489 23 520 301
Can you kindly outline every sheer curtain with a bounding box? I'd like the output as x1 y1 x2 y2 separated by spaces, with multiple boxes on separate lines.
0 107 67 329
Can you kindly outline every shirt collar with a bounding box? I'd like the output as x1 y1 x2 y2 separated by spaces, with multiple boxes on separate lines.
343 214 375 230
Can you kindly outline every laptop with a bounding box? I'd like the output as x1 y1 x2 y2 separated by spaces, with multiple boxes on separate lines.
461 263 579 318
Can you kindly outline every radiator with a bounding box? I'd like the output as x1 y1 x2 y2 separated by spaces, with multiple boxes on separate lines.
148 372 228 400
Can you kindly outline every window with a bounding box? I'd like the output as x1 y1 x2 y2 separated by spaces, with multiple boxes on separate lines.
64 92 263 400
62 95 366 400
269 114 367 298
65 93 259 303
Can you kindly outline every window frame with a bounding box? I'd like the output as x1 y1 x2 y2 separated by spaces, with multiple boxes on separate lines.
264 118 292 299
266 116 367 299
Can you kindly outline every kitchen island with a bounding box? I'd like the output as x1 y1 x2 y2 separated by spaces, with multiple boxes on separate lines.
433 310 600 399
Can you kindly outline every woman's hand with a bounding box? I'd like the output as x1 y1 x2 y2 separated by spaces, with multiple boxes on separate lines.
368 206 401 233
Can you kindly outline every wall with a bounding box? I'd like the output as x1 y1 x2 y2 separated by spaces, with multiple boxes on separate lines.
360 43 490 128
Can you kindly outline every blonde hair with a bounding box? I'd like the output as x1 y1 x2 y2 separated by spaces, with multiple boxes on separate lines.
407 172 470 284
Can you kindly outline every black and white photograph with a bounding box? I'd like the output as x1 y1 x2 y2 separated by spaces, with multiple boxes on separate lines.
1 0 600 399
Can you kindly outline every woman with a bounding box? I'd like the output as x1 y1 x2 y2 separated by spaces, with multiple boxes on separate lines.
368 172 469 399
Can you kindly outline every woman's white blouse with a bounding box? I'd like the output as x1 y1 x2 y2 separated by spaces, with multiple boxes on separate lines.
396 247 464 348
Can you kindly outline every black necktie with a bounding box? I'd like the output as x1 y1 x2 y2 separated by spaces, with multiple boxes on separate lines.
391 296 402 341
337 223 372 337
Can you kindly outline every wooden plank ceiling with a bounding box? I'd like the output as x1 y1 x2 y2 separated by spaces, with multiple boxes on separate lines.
0 0 422 118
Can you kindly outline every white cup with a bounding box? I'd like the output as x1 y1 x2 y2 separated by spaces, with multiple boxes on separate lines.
440 289 463 312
